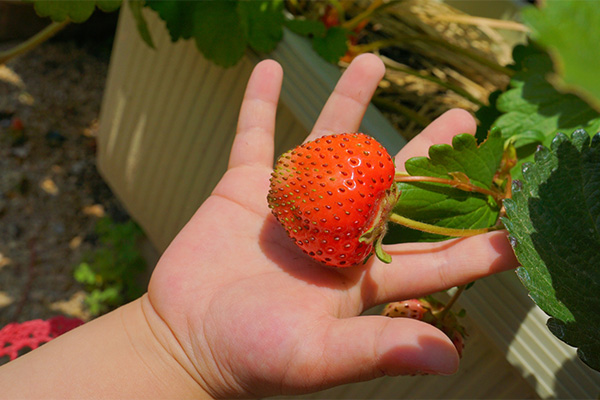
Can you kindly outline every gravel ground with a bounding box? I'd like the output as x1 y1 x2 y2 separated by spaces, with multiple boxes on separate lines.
0 38 131 326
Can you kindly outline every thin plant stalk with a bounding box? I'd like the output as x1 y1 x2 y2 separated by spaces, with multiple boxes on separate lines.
436 285 467 321
394 172 504 205
0 20 70 65
388 213 492 237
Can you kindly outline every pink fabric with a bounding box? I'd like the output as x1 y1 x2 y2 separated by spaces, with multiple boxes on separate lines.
0 316 84 361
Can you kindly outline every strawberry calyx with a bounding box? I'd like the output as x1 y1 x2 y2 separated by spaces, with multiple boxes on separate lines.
358 183 400 264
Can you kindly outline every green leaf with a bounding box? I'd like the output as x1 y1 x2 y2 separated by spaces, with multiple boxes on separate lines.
522 0 600 111
503 130 600 372
492 45 600 178
145 0 195 40
284 18 327 37
284 17 347 64
146 0 247 68
32 1 95 23
405 130 504 188
129 0 155 49
73 262 98 286
238 0 284 53
385 130 504 243
495 52 600 140
96 1 121 13
190 1 247 68
28 0 121 23
312 26 349 64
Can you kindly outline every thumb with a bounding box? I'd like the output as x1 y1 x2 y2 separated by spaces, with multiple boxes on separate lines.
308 315 459 387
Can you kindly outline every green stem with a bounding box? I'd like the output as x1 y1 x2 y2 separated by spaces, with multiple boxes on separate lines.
388 213 492 237
385 62 486 107
394 173 504 205
0 20 70 65
436 285 466 321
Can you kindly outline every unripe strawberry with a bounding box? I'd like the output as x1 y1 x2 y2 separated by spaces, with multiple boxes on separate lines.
382 299 427 320
383 297 467 358
268 133 398 267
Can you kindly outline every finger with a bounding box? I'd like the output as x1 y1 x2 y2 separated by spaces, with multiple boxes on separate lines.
367 230 518 305
395 108 477 170
306 54 386 142
295 315 458 390
229 60 283 169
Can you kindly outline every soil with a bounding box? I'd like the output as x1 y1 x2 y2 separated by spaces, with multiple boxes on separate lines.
0 36 130 327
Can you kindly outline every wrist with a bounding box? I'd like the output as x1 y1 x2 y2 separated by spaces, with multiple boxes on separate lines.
128 295 215 399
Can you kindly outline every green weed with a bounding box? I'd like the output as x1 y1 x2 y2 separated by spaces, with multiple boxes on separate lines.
73 217 146 316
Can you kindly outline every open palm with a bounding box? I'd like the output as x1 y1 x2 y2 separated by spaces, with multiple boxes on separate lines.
145 55 517 399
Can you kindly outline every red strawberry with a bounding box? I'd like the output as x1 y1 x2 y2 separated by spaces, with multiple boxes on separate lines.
268 133 398 267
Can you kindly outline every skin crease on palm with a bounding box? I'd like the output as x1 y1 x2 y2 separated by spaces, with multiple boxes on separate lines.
139 54 519 398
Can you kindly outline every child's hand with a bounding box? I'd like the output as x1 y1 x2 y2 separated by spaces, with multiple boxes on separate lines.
145 54 518 398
